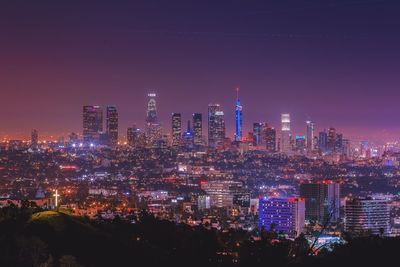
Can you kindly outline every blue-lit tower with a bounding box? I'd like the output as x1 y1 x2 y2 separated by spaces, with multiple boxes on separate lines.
235 88 242 142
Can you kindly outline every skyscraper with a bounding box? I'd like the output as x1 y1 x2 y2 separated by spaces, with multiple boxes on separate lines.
83 105 103 143
208 104 225 147
192 113 203 146
31 129 38 147
318 130 328 153
235 88 242 142
182 120 194 150
327 127 336 152
171 113 182 147
106 105 118 145
265 127 276 152
345 198 390 236
253 122 263 146
306 120 315 152
127 125 145 148
145 93 162 146
300 181 341 223
258 197 305 237
280 113 291 154
295 135 306 151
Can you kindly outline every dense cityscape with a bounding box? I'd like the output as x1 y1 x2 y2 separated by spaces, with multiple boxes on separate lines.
1 91 400 266
2 1 400 266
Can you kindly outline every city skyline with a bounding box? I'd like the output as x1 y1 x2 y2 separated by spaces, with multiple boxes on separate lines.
0 94 397 145
2 1 400 143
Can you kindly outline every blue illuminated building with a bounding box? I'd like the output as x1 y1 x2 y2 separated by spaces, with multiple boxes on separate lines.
258 197 305 237
235 88 242 142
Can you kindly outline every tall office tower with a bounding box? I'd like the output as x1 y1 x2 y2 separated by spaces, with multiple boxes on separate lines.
234 88 242 142
342 139 351 158
318 130 328 152
253 122 263 146
145 93 162 146
31 129 38 146
360 140 369 158
335 133 343 152
127 125 140 147
327 127 336 152
182 120 194 150
295 135 306 151
265 127 276 152
300 181 341 223
258 197 305 237
345 198 390 236
83 105 103 143
106 106 118 145
280 113 291 154
171 113 182 147
192 113 203 146
208 104 225 147
306 121 315 152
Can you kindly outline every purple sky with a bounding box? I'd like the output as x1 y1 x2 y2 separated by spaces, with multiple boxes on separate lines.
1 0 400 143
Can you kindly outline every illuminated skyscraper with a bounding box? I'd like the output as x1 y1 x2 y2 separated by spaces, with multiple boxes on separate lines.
192 113 203 146
280 113 291 154
127 125 145 148
146 93 158 124
295 135 306 151
83 105 103 143
145 93 162 146
319 130 328 152
306 120 315 152
106 105 118 145
171 113 182 147
253 122 263 146
258 197 305 237
182 120 194 150
208 104 225 147
31 129 38 147
265 127 276 152
327 127 336 152
235 88 242 142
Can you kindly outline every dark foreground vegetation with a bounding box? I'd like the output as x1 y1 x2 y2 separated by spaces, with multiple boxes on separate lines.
0 202 399 267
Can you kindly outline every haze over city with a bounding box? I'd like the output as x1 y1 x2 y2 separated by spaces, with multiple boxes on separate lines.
1 0 400 143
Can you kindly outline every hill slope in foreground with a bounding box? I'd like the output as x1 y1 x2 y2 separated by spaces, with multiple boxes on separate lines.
1 209 400 267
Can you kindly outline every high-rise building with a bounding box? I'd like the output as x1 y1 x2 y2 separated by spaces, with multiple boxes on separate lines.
345 198 390 236
306 121 315 152
145 93 162 146
300 181 341 223
127 125 144 147
253 122 263 146
258 197 305 237
192 113 203 146
280 114 291 154
31 129 38 147
171 113 182 147
318 130 328 152
327 127 336 152
106 106 118 145
83 105 103 143
265 127 276 152
295 135 306 151
335 133 343 153
182 120 194 150
208 104 225 147
235 88 242 142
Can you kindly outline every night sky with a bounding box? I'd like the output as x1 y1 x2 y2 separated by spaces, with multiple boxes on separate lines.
1 0 400 143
